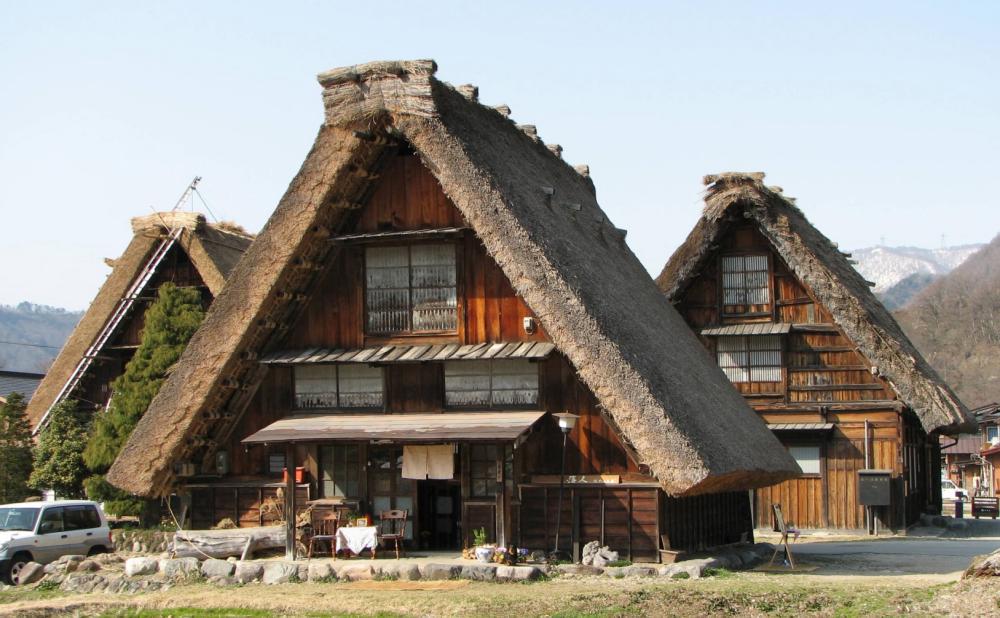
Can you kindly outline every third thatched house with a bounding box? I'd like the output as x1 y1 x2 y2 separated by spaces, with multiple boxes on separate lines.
657 172 974 531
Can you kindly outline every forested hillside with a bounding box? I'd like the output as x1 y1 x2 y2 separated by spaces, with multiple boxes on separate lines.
0 303 81 372
896 235 1000 407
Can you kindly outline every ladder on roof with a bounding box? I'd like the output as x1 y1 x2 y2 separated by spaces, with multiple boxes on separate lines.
34 177 203 435
33 225 185 434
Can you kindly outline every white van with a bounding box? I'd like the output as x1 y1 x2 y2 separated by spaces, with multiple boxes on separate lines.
0 500 113 584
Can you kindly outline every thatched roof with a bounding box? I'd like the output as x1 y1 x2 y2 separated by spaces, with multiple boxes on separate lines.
107 60 798 498
26 212 253 430
657 172 974 435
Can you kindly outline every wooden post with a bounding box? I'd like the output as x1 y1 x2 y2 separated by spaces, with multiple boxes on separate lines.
285 443 296 560
571 491 581 563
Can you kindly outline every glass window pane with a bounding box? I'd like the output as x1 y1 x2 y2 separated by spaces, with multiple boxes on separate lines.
788 446 821 475
294 365 338 409
338 365 383 408
366 246 411 334
410 245 457 331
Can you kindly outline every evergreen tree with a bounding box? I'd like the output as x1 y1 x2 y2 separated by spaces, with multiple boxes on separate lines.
29 399 89 498
0 393 35 503
83 283 205 515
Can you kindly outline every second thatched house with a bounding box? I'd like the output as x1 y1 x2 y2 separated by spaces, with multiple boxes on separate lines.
657 172 974 531
107 60 798 561
26 212 253 433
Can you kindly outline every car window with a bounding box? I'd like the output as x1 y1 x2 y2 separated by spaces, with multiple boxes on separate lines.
38 506 65 534
942 480 955 489
0 507 40 531
64 505 102 530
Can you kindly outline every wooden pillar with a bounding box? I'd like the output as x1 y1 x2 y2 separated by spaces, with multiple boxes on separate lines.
495 444 506 547
285 443 296 560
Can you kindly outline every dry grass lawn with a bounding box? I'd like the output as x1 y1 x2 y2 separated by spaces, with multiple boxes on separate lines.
2 571 999 617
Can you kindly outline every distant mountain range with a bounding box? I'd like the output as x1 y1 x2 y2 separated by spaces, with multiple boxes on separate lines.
894 235 1000 408
0 303 81 373
851 244 985 310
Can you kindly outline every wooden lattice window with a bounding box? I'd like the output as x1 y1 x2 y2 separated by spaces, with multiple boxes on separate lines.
293 365 383 410
721 254 770 311
469 444 499 497
365 244 458 334
444 360 539 408
716 335 782 383
318 445 361 498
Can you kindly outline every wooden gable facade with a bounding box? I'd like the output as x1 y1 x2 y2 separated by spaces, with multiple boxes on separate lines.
664 193 945 532
187 149 751 559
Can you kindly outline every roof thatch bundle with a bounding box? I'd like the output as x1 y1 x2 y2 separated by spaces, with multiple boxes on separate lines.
26 213 253 430
107 60 798 498
657 172 974 435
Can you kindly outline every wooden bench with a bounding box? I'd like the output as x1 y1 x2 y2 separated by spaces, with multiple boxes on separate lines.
972 496 999 519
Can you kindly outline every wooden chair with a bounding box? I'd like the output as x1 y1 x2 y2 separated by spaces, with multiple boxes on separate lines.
307 509 348 559
767 504 798 569
378 509 408 559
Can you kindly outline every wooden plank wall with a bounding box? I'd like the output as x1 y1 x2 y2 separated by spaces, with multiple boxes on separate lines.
517 486 659 561
662 491 753 551
190 485 309 530
673 222 937 530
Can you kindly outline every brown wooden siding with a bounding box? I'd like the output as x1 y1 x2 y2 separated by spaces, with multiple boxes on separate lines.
674 222 933 530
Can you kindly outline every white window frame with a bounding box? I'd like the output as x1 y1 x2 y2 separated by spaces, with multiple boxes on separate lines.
365 244 458 335
716 335 783 383
293 364 384 410
444 359 539 409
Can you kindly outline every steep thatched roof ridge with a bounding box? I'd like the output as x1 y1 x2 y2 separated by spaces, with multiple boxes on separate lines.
107 60 798 498
656 173 974 435
25 213 252 430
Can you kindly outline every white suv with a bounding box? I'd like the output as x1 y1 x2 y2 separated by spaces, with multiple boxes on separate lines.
0 500 113 584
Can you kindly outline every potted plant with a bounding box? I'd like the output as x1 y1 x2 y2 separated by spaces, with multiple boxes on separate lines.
472 527 494 563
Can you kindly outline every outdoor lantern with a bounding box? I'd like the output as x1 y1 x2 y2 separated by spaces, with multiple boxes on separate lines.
554 412 579 434
215 450 229 475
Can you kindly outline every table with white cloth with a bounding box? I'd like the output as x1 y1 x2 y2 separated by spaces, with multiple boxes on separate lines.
335 526 378 558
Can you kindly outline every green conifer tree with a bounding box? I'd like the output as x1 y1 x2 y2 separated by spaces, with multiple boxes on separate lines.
83 282 205 515
29 399 89 498
0 393 35 503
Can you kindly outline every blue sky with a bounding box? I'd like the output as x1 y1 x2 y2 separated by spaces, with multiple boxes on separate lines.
1 1 997 309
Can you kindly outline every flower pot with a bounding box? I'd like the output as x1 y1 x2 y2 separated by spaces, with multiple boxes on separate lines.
475 547 495 563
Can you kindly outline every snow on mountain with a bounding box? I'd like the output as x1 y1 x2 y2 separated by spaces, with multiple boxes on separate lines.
850 244 984 293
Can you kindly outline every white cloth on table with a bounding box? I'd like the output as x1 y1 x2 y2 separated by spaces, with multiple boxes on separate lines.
335 526 378 555
402 444 455 480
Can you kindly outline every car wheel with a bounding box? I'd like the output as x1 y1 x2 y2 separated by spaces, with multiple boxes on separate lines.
87 545 107 557
4 553 32 585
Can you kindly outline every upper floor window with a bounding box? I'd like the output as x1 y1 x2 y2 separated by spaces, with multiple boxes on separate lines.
444 359 539 408
366 244 457 335
721 254 770 311
717 335 782 383
294 364 384 410
987 425 1000 445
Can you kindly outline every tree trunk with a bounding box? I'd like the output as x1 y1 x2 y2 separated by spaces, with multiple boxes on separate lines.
172 526 286 559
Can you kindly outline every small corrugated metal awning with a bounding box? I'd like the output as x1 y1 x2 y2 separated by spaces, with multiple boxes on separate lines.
767 423 835 432
701 323 792 336
242 411 547 444
261 341 556 365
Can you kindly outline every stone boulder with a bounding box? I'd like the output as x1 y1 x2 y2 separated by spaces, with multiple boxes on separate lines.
308 562 336 582
76 560 101 573
421 563 460 580
234 561 264 584
396 563 421 581
338 564 374 581
581 541 619 568
201 558 235 579
496 565 542 581
124 557 159 577
161 557 200 579
262 561 300 585
460 564 497 581
17 562 45 585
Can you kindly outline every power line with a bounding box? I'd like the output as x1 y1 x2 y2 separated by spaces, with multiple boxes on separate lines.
0 340 60 350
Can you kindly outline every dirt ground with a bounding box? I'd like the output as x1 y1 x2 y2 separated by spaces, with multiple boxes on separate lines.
2 571 999 617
